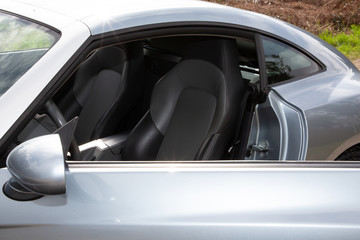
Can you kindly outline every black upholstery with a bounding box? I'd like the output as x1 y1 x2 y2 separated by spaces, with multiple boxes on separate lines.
123 38 246 160
60 42 144 144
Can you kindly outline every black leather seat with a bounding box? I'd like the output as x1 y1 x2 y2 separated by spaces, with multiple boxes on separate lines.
59 42 145 145
123 37 246 160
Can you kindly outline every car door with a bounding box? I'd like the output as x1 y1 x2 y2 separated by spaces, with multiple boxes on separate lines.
1 122 358 240
1 157 360 240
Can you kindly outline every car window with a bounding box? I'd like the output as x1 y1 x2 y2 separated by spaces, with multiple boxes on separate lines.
262 36 320 85
0 12 60 97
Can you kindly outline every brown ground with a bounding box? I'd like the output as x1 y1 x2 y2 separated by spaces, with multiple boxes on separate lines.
207 0 360 69
354 59 360 70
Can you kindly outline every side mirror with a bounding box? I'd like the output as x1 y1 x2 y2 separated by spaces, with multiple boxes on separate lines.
3 134 66 201
3 117 78 201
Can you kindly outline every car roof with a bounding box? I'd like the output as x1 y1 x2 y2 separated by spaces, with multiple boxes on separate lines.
14 0 219 21
2 0 357 72
4 0 305 37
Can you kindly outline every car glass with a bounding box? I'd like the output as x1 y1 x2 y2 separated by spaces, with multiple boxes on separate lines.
262 36 320 85
237 38 259 83
0 12 59 97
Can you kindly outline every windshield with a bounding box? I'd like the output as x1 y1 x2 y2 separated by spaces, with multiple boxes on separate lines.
0 11 60 97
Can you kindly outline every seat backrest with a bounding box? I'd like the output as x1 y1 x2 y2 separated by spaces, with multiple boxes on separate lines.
123 38 246 160
73 42 144 144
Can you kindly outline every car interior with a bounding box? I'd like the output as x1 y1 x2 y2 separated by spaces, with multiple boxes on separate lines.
3 34 264 162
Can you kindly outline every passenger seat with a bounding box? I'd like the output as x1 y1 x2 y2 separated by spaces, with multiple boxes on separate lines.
60 42 145 144
122 38 247 160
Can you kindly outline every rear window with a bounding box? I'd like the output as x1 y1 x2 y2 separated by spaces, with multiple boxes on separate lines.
0 12 60 97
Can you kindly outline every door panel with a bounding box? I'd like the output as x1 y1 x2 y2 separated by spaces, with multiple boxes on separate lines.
247 91 308 160
1 163 360 239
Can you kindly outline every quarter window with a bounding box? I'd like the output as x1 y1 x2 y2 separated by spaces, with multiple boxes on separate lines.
262 36 320 85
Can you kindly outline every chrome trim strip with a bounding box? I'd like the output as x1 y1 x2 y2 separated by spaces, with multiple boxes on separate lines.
67 162 360 171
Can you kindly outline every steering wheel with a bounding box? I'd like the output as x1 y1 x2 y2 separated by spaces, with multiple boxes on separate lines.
45 100 82 160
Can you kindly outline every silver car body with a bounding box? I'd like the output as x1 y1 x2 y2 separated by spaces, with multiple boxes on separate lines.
1 0 360 239
1 0 359 160
2 163 360 239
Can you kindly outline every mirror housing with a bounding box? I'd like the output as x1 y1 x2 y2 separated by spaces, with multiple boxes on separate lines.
3 134 65 201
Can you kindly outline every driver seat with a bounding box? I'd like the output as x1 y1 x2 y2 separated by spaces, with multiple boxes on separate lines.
122 37 246 160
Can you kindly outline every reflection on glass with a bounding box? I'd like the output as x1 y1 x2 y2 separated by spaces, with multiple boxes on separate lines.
0 12 60 97
262 36 320 85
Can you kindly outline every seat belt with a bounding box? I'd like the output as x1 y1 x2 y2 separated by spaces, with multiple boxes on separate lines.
227 90 252 159
228 84 260 159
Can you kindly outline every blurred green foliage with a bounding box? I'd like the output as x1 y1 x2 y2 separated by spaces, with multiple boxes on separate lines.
319 25 360 60
0 18 55 52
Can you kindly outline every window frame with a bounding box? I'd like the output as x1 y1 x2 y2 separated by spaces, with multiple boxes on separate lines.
0 22 335 166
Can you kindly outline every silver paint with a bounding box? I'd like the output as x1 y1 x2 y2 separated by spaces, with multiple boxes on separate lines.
6 134 65 195
268 91 308 160
273 69 360 159
247 91 307 160
1 163 360 239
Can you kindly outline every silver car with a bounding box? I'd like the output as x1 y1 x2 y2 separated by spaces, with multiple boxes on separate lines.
1 0 360 239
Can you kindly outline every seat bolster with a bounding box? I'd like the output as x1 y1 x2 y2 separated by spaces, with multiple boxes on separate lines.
195 134 227 160
122 112 164 160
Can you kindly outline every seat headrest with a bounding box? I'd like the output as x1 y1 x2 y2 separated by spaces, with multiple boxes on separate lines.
95 46 126 72
184 37 239 73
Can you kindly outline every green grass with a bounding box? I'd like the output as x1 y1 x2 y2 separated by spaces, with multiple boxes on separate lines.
319 25 360 60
